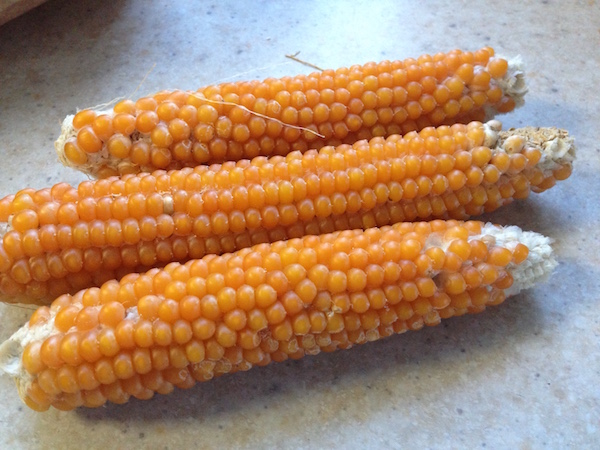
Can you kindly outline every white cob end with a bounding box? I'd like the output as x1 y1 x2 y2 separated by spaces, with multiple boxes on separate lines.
0 309 60 398
55 109 120 178
482 121 576 176
474 223 557 297
54 114 76 167
498 56 527 108
483 56 527 120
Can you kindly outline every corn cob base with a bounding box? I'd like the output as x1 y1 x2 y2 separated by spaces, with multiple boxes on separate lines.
0 221 555 411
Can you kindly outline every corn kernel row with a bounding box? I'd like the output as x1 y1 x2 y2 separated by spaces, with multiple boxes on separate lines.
0 220 556 411
55 47 527 178
0 121 574 304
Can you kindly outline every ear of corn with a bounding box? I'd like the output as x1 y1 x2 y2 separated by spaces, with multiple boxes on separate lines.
55 47 527 178
0 121 575 305
0 220 556 411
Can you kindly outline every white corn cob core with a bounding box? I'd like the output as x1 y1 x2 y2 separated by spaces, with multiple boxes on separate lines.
0 223 557 397
490 55 527 109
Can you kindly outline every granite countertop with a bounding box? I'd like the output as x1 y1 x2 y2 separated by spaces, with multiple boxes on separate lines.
0 1 598 448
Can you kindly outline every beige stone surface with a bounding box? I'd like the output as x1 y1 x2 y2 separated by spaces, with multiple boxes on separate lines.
0 0 598 448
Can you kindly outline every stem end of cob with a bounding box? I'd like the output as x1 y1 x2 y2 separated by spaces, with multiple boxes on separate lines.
499 125 576 173
502 56 528 108
55 112 113 178
55 114 76 166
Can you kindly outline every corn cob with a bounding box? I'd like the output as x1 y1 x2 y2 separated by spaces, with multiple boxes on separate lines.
0 121 574 305
0 220 556 411
55 47 527 178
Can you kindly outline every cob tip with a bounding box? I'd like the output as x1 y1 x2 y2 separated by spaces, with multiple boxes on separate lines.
55 109 112 176
0 315 58 404
473 223 557 297
499 56 527 108
500 124 575 172
481 120 576 175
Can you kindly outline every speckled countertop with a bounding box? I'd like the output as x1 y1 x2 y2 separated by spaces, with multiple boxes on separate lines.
0 1 598 448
